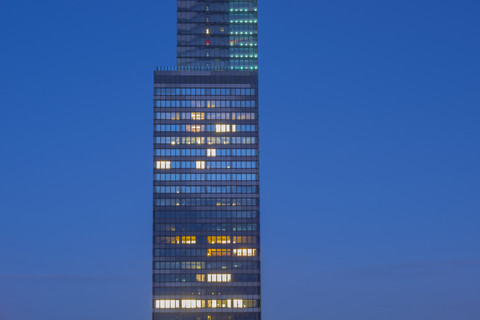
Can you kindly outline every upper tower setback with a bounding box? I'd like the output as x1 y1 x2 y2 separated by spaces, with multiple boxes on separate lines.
177 0 258 70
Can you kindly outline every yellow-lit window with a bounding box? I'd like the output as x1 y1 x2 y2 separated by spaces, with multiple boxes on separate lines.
191 112 205 120
186 125 203 132
182 236 196 244
155 300 180 309
196 274 205 282
156 161 171 169
207 149 216 157
232 236 256 244
208 236 231 244
233 248 257 257
207 248 231 257
156 236 178 244
207 274 231 282
196 161 205 169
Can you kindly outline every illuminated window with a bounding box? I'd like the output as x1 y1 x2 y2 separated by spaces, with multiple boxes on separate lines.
173 236 196 244
220 27 224 32
207 248 231 257
215 124 236 132
196 161 206 169
208 299 231 308
206 28 210 35
207 149 216 157
182 300 204 309
196 274 205 282
208 236 231 244
156 161 171 169
186 125 203 132
206 40 210 46
232 236 257 244
191 112 205 120
155 300 180 309
157 299 256 309
207 274 232 282
233 248 257 257
157 236 177 244
182 236 196 244
233 299 243 308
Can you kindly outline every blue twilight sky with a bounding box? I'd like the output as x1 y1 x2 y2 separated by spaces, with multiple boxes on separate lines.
0 0 479 319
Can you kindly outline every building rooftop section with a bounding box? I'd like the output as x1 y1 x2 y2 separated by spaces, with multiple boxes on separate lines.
177 0 258 70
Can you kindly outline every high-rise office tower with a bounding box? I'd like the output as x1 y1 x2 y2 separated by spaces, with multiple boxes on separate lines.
177 0 258 69
153 1 260 320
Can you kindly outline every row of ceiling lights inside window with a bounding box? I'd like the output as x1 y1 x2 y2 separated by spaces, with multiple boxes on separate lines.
229 66 258 70
189 8 257 13
202 30 256 35
229 8 257 12
230 54 258 58
229 20 257 23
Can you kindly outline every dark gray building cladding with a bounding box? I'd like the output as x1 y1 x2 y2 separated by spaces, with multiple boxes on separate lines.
153 1 260 320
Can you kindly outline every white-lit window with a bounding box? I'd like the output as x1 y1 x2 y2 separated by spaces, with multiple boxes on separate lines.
207 149 216 157
196 161 205 169
155 300 179 309
215 124 236 132
233 299 243 308
156 161 171 169
205 28 210 34
233 248 257 257
207 274 231 282
182 300 203 309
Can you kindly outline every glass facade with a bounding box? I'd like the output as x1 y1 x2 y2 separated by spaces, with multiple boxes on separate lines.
154 1 260 320
177 0 258 70
153 71 260 320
